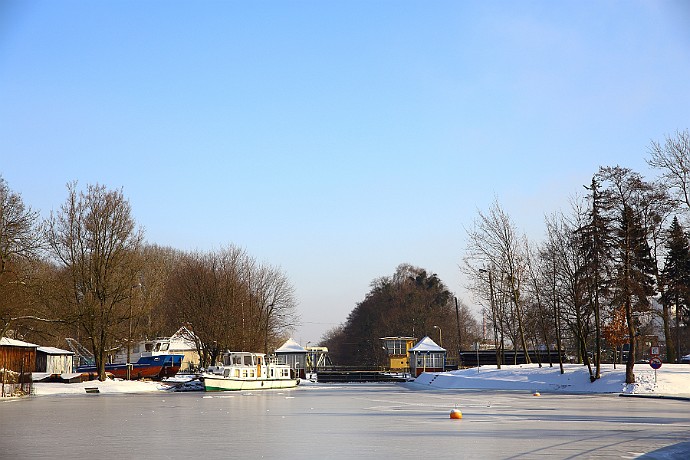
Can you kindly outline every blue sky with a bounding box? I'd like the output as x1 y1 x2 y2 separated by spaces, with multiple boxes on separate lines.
2 1 689 344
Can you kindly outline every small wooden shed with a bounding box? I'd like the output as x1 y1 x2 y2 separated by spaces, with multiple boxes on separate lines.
1 337 37 396
409 336 446 377
274 338 307 379
36 346 74 374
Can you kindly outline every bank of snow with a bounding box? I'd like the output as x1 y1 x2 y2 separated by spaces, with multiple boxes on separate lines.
32 379 166 396
411 363 690 396
28 364 690 397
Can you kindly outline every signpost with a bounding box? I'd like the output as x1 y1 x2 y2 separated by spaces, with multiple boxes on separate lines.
649 356 662 369
649 356 662 384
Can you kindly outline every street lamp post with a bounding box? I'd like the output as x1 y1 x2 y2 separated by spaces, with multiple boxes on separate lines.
433 325 442 347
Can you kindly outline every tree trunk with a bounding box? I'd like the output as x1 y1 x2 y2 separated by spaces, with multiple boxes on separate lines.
625 298 636 384
662 299 675 363
552 260 564 374
510 285 531 364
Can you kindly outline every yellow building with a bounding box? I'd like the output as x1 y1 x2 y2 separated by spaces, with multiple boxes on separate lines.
380 337 417 371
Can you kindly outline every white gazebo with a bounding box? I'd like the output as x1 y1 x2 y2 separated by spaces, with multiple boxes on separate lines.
274 338 307 379
409 336 446 377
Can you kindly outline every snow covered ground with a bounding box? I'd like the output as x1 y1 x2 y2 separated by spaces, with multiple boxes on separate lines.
31 378 168 395
28 363 690 397
412 363 690 397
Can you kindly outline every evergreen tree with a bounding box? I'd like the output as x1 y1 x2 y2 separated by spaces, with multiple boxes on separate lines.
613 205 656 384
597 166 659 384
578 176 613 380
661 217 690 362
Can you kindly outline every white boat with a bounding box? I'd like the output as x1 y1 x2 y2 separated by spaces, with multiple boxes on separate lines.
202 351 299 391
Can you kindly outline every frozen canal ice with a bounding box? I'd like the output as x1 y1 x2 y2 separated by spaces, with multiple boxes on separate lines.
2 383 690 459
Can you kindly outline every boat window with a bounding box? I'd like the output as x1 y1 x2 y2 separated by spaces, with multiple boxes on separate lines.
244 355 254 366
224 369 230 377
250 370 255 378
234 369 240 378
242 370 248 378
160 343 169 351
233 356 242 365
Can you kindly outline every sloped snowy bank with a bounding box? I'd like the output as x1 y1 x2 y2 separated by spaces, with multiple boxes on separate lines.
411 363 690 396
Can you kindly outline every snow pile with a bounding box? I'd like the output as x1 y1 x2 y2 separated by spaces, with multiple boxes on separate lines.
33 378 166 396
412 363 690 396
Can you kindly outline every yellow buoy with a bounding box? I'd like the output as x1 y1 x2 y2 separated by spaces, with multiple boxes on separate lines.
450 409 463 419
533 391 541 397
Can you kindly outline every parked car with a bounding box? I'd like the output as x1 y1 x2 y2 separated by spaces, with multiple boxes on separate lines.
681 354 690 364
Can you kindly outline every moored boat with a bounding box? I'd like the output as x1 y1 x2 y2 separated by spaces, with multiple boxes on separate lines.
77 354 183 380
202 351 299 391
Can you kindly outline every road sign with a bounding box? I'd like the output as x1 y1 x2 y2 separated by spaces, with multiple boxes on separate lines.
649 357 662 370
650 346 660 356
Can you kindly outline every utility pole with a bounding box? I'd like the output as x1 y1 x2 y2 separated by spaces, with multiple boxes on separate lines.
455 297 462 366
480 269 501 369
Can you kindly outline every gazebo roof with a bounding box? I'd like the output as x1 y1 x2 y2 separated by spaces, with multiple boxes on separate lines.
409 336 446 353
275 338 306 353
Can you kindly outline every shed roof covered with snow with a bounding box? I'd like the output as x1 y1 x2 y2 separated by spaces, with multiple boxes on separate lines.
0 337 38 348
37 346 74 355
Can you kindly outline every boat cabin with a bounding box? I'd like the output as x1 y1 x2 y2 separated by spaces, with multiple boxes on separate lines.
209 352 293 380
113 326 200 371
222 352 263 366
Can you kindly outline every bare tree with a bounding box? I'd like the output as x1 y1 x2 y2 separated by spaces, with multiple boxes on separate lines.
546 202 596 379
524 237 556 368
162 246 298 367
647 129 690 212
164 247 249 367
0 176 50 337
543 214 566 374
465 199 531 363
138 244 185 339
248 263 298 354
45 182 144 381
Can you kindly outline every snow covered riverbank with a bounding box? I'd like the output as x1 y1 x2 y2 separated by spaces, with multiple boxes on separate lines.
27 363 690 397
411 363 690 396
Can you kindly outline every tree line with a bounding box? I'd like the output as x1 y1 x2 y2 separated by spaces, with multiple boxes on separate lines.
0 181 297 380
464 130 690 384
3 130 688 382
321 263 481 366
